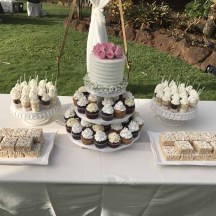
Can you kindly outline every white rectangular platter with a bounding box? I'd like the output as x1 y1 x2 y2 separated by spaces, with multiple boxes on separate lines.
147 131 216 166
0 130 57 165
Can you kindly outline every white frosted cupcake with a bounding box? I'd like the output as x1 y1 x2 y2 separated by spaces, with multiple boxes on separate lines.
42 93 50 109
77 97 88 114
30 96 40 112
128 120 140 138
180 96 189 113
124 98 135 114
20 95 31 111
81 128 94 145
81 119 92 130
94 131 107 149
111 123 123 134
114 101 126 118
101 104 114 121
120 127 133 144
108 132 120 148
133 116 144 130
122 91 134 100
66 118 79 133
154 84 163 97
85 103 99 119
73 91 85 106
10 88 21 108
88 94 97 104
102 98 114 107
72 122 82 140
38 87 46 101
92 124 104 134
170 94 180 112
48 88 57 104
162 93 170 110
155 90 163 106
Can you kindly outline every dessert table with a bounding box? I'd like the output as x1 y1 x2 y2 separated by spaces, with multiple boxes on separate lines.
0 93 216 216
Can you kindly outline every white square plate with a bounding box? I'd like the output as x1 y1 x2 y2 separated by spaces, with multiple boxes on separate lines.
147 131 216 166
0 130 57 165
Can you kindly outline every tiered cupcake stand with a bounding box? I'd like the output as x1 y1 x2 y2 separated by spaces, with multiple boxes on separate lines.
68 82 142 153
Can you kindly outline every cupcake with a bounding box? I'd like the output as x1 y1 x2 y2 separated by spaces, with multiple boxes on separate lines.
48 88 57 104
122 91 134 101
29 88 38 99
114 101 126 118
101 104 114 121
161 93 170 110
29 79 37 88
170 94 180 112
72 122 82 140
77 97 88 114
120 127 133 144
80 119 92 130
128 120 140 138
38 79 46 88
133 116 144 130
88 94 97 104
21 85 30 96
64 109 76 122
94 131 107 149
46 81 53 91
30 96 40 112
38 87 46 101
122 119 131 128
110 123 123 134
92 124 104 134
108 132 121 148
10 88 21 108
66 118 79 133
41 93 50 109
78 86 89 96
154 84 163 97
124 98 135 114
85 103 99 119
20 95 31 111
73 91 85 106
81 128 94 145
180 96 189 113
155 90 163 106
102 98 114 107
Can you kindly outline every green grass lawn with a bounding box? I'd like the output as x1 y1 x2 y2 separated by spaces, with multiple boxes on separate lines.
0 3 216 100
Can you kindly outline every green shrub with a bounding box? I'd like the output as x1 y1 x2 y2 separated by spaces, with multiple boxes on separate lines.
185 0 212 18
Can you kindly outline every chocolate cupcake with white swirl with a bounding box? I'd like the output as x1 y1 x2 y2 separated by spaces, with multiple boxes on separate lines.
114 101 126 118
133 116 144 130
81 119 92 130
81 128 94 145
122 91 134 102
20 94 31 111
77 97 88 114
42 93 51 109
64 109 77 122
73 91 85 106
88 94 97 104
94 131 107 149
102 98 114 108
66 118 79 133
120 127 133 144
10 88 21 108
128 120 140 138
110 123 123 134
170 94 180 112
85 103 99 119
108 132 121 148
92 124 104 135
101 104 114 121
180 96 189 113
72 122 83 140
124 98 135 114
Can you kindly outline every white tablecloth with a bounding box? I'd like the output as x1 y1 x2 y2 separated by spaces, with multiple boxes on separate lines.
0 94 216 216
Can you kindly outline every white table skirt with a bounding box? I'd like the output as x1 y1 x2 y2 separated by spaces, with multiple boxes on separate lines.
0 94 216 215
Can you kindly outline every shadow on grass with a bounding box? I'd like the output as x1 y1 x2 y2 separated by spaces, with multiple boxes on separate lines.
1 13 61 25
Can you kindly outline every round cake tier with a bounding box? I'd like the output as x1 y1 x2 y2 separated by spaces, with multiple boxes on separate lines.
74 107 133 125
88 53 126 86
68 130 141 153
84 75 127 97
10 98 61 125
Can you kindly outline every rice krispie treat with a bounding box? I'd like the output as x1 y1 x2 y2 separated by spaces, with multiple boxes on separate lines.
180 154 194 161
210 142 216 154
11 128 28 137
201 132 215 142
0 128 14 137
193 153 211 161
174 131 189 141
174 141 194 154
0 136 3 143
161 146 181 161
26 128 44 144
0 136 17 151
160 132 176 146
192 141 213 154
24 144 42 158
15 136 33 151
188 132 203 142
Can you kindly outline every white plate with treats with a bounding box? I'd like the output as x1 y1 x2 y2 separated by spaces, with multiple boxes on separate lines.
148 131 216 166
151 99 198 122
0 130 57 165
68 132 141 153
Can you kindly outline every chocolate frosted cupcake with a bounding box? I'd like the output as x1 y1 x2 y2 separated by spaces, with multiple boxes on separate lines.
85 103 99 119
128 120 140 138
94 131 107 149
120 127 133 144
92 124 104 134
124 98 135 114
110 123 123 134
72 122 83 140
77 97 88 114
66 118 79 133
108 132 121 148
101 104 114 121
81 128 94 145
42 93 51 109
73 91 85 106
80 119 92 130
88 94 97 104
114 101 126 118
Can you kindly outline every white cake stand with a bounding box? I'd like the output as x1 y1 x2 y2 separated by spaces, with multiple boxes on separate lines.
151 99 198 126
10 98 62 126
